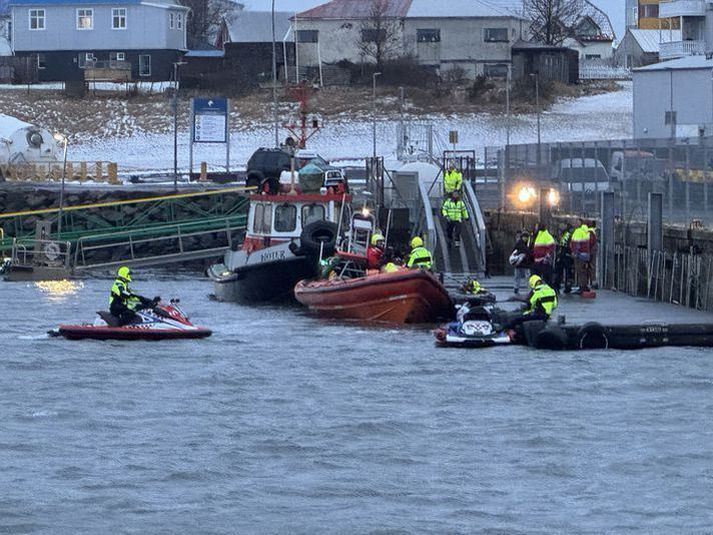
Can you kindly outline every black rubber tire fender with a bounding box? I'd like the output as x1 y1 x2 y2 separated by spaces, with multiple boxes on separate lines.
522 320 547 347
578 322 609 350
534 326 568 351
299 221 338 257
246 172 263 189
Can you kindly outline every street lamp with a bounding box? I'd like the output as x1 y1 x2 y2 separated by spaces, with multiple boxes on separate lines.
529 72 541 163
372 71 381 160
53 132 68 239
172 60 187 190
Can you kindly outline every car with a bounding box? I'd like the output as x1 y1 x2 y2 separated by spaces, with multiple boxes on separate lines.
245 148 292 191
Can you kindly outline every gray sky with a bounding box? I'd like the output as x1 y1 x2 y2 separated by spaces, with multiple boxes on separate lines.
242 0 626 41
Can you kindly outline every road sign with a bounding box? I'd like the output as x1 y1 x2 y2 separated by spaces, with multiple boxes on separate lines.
449 130 459 145
192 98 228 143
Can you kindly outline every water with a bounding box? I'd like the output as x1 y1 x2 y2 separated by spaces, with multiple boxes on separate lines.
1 275 712 533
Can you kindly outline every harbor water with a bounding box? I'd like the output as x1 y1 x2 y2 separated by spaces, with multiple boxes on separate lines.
1 275 712 533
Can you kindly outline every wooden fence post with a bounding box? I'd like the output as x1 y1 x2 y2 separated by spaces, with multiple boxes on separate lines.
108 162 118 184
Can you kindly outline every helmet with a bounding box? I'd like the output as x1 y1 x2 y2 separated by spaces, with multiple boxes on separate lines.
462 278 481 294
529 274 542 289
410 236 423 249
371 233 385 246
118 266 132 282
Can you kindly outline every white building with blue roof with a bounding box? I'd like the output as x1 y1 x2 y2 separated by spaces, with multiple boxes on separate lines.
8 0 188 81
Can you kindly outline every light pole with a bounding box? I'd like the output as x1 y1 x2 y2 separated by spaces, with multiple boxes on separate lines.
530 72 541 163
172 60 187 190
271 0 279 147
372 71 381 160
506 64 511 148
53 133 68 239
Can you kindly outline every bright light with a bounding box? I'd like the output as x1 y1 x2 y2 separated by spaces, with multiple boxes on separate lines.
361 206 371 217
53 133 67 143
516 185 537 205
547 188 560 207
34 280 84 300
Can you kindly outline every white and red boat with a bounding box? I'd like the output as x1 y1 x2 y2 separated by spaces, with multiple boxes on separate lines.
51 300 212 341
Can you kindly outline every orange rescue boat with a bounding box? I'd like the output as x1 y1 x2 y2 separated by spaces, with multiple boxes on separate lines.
294 267 454 324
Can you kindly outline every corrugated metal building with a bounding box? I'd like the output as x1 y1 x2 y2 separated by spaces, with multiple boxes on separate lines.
614 28 681 68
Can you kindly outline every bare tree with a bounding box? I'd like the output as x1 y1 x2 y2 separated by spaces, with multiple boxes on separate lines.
524 0 581 45
356 0 401 69
181 0 241 44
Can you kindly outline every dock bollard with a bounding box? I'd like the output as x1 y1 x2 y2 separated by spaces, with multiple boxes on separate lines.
200 162 208 182
108 163 119 184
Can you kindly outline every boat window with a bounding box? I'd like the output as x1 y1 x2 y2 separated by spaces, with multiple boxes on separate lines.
275 204 297 232
253 204 264 233
261 204 273 233
302 204 325 226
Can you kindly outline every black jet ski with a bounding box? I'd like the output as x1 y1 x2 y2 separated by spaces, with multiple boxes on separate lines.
50 299 212 341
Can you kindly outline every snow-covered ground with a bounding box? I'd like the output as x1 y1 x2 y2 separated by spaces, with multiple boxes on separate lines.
70 82 633 173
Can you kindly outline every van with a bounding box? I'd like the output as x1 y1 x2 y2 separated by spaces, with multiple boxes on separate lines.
553 158 612 193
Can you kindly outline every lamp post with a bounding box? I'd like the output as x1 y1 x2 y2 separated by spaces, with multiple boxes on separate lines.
372 71 381 160
530 72 541 164
271 0 279 148
172 60 187 190
53 133 68 239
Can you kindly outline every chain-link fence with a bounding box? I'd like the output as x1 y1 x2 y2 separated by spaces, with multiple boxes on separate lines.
476 136 713 230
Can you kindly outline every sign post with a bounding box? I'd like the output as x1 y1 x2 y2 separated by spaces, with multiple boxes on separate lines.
189 97 230 177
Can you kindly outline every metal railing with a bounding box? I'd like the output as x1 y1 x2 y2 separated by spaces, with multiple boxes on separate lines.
659 40 706 59
11 239 72 270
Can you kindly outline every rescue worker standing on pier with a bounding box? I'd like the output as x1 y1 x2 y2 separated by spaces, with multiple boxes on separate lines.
571 218 592 292
444 163 463 195
531 222 556 285
441 191 469 247
553 222 574 293
407 236 433 270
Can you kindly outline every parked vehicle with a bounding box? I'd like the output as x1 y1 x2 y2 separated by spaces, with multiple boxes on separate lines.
245 148 292 191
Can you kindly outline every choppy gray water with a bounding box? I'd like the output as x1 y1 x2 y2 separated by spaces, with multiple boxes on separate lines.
1 275 712 534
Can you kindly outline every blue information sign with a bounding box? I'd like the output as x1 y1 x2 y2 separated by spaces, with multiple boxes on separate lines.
191 98 228 143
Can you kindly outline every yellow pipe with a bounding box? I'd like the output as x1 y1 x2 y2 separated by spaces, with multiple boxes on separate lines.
0 186 255 219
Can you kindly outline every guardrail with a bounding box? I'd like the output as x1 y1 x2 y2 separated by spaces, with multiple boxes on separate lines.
11 238 72 270
463 180 487 272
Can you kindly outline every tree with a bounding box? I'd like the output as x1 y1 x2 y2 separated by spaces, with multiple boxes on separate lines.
356 0 402 69
180 0 241 44
524 0 581 46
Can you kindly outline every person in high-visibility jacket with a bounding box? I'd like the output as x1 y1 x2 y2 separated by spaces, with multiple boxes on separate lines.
441 191 469 247
553 223 574 294
531 222 556 284
507 274 558 329
109 266 154 325
570 218 592 292
444 164 463 195
407 236 433 270
367 233 385 270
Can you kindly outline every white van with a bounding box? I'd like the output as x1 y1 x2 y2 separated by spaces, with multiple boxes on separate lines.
554 158 612 192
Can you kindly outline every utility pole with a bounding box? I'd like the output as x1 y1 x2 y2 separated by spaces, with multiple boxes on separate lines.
172 61 186 190
271 0 279 147
53 133 68 239
372 71 382 160
530 72 541 164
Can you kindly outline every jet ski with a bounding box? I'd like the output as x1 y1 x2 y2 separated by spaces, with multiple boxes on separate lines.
50 299 212 341
435 300 513 348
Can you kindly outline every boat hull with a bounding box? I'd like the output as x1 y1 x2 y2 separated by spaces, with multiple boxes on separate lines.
294 269 453 324
57 325 212 341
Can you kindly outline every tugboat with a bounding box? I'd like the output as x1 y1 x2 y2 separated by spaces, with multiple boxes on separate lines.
207 187 349 303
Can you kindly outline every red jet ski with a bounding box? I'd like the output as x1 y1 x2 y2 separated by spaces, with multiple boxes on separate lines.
50 299 212 341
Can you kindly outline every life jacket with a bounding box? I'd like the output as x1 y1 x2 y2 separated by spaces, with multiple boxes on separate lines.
444 170 463 193
526 283 558 318
441 199 469 222
109 278 131 306
533 230 556 263
570 225 591 256
407 246 433 270
366 246 383 270
383 262 400 273
559 230 572 247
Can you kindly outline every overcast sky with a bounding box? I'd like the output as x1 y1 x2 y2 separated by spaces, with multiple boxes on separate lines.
242 0 625 41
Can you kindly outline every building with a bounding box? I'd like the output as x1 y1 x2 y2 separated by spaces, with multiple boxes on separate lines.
511 40 579 84
637 0 679 30
557 2 616 61
626 0 638 28
657 0 708 60
633 56 713 138
292 0 527 80
614 28 681 68
8 0 188 82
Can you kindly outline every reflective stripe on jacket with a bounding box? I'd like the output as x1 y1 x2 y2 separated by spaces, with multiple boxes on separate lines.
441 199 469 222
407 246 433 270
526 284 558 318
444 170 463 193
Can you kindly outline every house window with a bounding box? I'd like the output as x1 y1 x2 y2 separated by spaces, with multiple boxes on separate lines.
77 9 93 30
139 54 151 76
177 13 183 30
484 28 508 42
29 9 45 30
110 51 126 61
417 29 440 43
112 8 126 29
37 53 46 69
78 52 96 68
642 4 659 18
361 28 386 42
296 30 318 43
169 12 175 29
585 54 601 60
665 111 677 125
484 63 508 77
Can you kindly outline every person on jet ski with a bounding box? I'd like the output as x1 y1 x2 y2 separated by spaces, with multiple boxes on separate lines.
110 266 157 325
507 274 558 329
